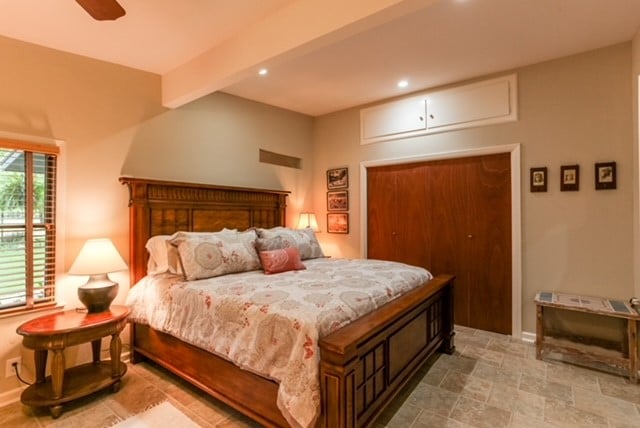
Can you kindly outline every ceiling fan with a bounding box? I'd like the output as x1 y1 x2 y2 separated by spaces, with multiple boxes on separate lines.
75 0 126 21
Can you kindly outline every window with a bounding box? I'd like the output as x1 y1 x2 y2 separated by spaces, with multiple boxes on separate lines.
0 140 58 313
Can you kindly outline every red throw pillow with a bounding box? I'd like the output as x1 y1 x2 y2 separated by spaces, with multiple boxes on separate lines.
259 247 306 274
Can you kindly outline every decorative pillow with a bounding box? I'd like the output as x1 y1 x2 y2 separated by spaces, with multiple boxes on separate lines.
145 229 238 275
259 247 306 274
255 236 285 252
256 227 324 260
169 229 259 280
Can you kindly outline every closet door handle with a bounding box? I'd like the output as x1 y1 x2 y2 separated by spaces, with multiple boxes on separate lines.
467 234 473 239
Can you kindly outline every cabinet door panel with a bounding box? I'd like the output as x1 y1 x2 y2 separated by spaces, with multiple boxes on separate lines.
428 159 471 326
394 164 431 269
466 154 512 334
367 166 398 261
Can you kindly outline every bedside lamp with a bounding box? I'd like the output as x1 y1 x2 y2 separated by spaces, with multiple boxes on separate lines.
297 212 319 232
69 238 127 313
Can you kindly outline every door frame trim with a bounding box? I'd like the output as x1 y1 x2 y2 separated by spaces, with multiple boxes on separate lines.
360 143 522 338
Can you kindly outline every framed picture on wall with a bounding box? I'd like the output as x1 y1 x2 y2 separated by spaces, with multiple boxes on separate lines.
327 167 348 189
327 213 349 234
327 190 348 211
595 161 616 190
560 164 579 191
530 167 547 193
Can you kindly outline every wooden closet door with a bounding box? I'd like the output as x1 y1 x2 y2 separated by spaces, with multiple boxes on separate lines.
367 153 511 335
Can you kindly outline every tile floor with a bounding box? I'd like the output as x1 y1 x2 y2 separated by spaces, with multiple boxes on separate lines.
2 326 640 427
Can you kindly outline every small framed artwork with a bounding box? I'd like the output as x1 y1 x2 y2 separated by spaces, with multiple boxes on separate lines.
560 165 579 191
530 167 547 192
595 161 616 190
327 190 348 211
327 167 348 190
327 212 349 234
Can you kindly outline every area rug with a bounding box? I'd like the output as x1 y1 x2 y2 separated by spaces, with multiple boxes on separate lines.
113 401 199 428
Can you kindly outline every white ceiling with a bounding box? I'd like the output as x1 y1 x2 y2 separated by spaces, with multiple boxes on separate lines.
1 0 640 116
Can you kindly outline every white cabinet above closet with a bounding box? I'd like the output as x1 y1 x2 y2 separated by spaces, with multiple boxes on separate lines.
361 98 426 140
360 74 517 144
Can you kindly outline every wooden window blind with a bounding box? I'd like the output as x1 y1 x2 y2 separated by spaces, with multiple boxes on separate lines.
0 140 58 313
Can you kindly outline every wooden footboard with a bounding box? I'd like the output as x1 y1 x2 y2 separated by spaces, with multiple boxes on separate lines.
130 274 454 428
319 274 455 427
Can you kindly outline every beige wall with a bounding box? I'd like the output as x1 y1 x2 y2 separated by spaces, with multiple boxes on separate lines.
0 36 314 397
313 43 634 334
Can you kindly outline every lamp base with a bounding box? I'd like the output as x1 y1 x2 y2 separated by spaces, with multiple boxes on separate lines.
78 274 118 313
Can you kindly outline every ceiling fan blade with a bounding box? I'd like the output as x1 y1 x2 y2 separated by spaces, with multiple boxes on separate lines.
75 0 126 21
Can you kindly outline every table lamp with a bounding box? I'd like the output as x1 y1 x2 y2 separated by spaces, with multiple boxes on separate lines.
297 212 319 231
68 238 127 313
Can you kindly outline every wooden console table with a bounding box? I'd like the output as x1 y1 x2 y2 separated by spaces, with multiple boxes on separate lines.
535 291 639 382
16 306 130 418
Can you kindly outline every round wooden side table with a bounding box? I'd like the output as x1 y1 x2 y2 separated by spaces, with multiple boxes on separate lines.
16 305 130 418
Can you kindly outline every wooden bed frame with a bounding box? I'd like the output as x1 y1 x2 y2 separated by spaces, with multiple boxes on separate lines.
120 177 455 428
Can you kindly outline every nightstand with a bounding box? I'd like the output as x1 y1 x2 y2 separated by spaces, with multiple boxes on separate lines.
16 305 130 418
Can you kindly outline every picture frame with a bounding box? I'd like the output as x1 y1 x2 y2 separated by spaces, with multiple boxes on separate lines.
327 167 348 190
560 164 579 191
595 161 616 190
327 190 348 211
530 167 547 192
327 212 349 234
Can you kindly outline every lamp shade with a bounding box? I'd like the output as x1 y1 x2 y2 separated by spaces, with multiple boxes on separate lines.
297 212 319 232
69 238 127 276
69 238 127 313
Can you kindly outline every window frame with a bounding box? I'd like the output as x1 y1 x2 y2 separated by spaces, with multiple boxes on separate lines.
0 139 59 315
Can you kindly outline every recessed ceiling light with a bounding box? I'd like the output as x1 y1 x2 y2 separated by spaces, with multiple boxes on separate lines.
258 68 268 76
397 79 409 88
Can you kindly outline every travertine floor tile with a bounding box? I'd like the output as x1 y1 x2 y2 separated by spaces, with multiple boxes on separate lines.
501 355 547 379
573 386 640 422
487 383 545 420
460 344 505 367
544 397 608 427
449 396 511 428
519 374 573 403
545 361 600 391
4 327 637 428
407 382 460 417
413 409 473 427
472 361 521 388
439 371 493 402
433 352 478 374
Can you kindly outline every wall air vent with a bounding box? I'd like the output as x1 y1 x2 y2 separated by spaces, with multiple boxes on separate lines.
259 149 301 169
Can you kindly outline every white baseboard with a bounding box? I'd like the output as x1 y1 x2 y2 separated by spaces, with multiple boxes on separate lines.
0 384 26 407
521 331 536 344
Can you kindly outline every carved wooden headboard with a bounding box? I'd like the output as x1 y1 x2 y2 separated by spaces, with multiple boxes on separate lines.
119 177 289 284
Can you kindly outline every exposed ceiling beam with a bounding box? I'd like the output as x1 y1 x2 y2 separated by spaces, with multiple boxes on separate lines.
161 0 435 109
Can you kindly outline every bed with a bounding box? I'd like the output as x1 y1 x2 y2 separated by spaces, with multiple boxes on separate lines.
119 177 455 428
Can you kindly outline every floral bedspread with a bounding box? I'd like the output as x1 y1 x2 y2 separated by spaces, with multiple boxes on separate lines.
126 258 432 428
